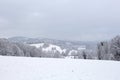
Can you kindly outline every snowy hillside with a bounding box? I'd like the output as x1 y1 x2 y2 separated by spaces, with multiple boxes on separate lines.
0 56 120 80
30 43 67 54
30 43 86 55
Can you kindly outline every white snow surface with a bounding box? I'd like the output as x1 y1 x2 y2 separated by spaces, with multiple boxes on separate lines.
0 56 120 80
30 43 45 48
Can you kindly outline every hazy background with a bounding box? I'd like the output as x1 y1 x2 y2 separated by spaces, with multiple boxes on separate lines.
0 0 120 41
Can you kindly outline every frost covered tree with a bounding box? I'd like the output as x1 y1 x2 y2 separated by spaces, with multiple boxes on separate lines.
110 35 120 60
0 38 43 57
97 35 120 61
29 47 41 57
15 43 31 57
0 38 24 56
16 43 43 57
82 51 87 59
53 51 61 58
97 41 112 60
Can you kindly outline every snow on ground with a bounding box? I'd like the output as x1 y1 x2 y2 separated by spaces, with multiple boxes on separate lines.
0 56 120 80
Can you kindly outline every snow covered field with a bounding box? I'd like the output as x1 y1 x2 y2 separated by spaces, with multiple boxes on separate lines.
0 56 120 80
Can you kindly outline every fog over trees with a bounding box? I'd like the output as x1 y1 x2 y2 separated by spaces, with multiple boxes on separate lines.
0 35 120 61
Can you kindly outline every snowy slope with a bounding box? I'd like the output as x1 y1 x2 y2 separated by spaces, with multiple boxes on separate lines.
30 43 67 54
0 56 120 80
30 43 86 55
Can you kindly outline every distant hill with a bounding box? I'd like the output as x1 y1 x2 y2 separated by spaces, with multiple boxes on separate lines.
8 36 97 50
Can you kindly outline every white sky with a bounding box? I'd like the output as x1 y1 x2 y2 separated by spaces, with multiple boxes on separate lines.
0 0 120 41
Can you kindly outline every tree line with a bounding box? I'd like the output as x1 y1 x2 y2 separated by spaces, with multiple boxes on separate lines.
0 35 120 61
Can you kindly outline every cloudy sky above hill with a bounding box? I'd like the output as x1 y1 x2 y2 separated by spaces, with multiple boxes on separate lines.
0 0 120 41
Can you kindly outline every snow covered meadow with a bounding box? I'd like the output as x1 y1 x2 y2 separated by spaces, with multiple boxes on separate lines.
0 56 120 80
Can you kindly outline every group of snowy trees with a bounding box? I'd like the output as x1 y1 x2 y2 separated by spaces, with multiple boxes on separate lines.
97 35 120 61
0 38 43 57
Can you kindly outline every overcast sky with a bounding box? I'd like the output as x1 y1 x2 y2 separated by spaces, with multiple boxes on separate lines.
0 0 120 41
